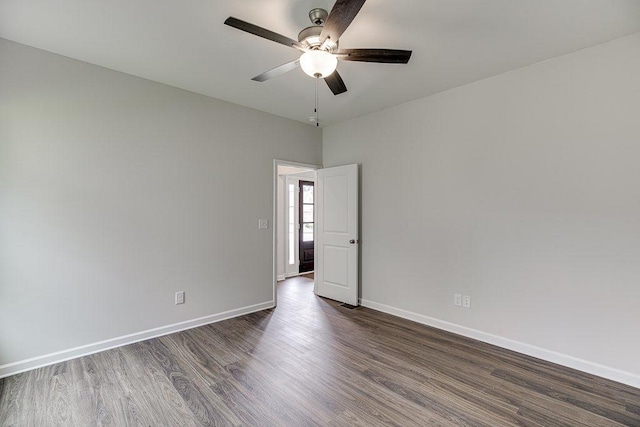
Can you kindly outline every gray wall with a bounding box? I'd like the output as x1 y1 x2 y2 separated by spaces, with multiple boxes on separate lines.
0 38 322 366
324 33 640 379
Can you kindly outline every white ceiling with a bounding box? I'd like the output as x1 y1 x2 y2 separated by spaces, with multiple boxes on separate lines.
1 0 640 126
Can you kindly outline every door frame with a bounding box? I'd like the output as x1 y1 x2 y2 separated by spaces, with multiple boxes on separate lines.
272 159 321 307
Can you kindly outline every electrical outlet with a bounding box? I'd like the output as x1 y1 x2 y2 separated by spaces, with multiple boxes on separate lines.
454 294 462 307
258 219 268 229
463 295 471 308
175 291 185 305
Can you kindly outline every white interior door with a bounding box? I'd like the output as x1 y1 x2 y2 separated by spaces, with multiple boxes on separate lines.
316 164 359 306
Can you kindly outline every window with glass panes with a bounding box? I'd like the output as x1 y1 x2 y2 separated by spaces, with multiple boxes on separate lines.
301 183 314 242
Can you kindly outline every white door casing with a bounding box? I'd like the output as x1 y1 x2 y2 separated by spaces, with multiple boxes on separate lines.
316 164 359 306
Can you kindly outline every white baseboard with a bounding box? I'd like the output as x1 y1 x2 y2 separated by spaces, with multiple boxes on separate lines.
360 298 640 389
276 274 286 281
0 301 274 379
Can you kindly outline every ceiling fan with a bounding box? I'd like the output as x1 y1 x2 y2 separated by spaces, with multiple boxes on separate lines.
224 0 412 96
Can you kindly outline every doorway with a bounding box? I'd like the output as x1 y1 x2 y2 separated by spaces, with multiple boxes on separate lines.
273 160 360 308
273 160 319 305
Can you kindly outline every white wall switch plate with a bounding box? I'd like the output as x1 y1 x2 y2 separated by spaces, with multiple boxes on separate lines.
454 294 462 307
258 219 268 229
463 295 471 308
175 291 185 305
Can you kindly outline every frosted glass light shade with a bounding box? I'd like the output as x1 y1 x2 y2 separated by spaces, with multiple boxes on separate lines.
300 50 338 78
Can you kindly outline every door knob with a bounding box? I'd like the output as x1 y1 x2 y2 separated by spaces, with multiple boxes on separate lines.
349 239 356 244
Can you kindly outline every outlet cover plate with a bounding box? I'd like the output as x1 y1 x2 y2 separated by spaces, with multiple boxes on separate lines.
463 295 471 308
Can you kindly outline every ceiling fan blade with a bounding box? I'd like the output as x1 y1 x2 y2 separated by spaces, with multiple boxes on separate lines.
224 17 305 51
324 70 347 95
320 0 367 43
252 60 300 82
336 49 412 64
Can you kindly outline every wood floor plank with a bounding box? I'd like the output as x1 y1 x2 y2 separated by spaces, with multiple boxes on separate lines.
64 357 107 426
492 368 640 426
2 275 640 426
209 378 285 426
0 373 30 426
142 336 244 426
517 398 627 427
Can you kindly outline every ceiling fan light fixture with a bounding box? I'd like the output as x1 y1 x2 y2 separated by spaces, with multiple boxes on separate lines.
225 3 412 96
300 50 338 78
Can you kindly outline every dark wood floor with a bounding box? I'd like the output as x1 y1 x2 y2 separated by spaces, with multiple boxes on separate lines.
1 274 639 426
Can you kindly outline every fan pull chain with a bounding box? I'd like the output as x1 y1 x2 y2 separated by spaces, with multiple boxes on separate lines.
314 75 319 127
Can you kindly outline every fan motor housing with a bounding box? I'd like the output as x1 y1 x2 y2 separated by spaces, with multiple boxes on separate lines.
298 25 338 52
